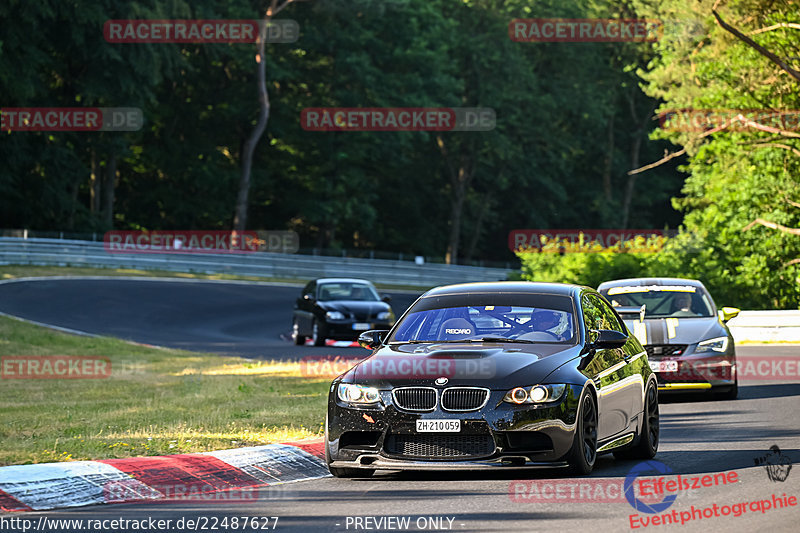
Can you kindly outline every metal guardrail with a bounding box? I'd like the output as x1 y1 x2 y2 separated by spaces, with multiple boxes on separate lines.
0 229 514 269
728 311 800 343
1 238 797 338
0 237 512 288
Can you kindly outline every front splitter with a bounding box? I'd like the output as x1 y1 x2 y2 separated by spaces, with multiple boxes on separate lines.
330 456 569 471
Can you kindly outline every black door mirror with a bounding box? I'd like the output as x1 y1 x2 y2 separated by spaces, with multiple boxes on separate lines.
381 294 392 304
589 329 628 349
358 329 388 350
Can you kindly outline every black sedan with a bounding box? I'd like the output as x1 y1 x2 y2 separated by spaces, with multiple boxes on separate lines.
324 281 659 477
292 278 395 346
598 277 739 399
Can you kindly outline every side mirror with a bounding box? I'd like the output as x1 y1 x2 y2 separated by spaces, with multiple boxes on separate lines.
358 330 389 350
303 293 315 301
381 294 392 304
589 329 628 349
719 307 740 323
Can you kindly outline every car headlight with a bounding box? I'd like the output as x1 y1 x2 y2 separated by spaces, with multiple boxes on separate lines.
503 384 566 404
326 311 346 320
377 311 392 321
695 336 729 353
337 383 381 404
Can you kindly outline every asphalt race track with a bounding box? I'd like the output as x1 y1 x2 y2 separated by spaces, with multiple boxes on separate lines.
9 381 800 532
0 277 422 359
1 277 799 532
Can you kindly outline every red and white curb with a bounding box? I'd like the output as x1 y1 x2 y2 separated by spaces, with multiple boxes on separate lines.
0 439 327 512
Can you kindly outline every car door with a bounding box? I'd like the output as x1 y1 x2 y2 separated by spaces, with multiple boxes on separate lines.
580 292 631 441
592 293 644 424
295 281 316 335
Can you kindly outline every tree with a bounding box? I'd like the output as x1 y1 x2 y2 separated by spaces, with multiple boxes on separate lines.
630 0 800 307
233 0 305 232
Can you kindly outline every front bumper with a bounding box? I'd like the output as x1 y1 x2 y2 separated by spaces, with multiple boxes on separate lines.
649 350 736 392
326 321 393 340
326 385 582 470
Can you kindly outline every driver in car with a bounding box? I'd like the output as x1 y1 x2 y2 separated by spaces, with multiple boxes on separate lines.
529 309 566 340
670 292 697 317
350 286 365 300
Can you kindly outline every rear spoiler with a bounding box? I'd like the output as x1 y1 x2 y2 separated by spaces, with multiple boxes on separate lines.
614 305 646 322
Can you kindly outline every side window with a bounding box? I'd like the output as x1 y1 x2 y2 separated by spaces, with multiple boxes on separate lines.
581 295 603 332
591 294 625 333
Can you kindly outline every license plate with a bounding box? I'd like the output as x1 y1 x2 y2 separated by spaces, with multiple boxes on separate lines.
416 419 460 432
650 360 678 372
352 323 370 330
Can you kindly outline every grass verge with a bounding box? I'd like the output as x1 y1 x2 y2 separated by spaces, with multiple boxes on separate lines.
0 315 330 466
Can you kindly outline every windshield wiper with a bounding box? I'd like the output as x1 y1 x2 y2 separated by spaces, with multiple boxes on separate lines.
470 337 538 344
399 337 539 344
394 337 540 344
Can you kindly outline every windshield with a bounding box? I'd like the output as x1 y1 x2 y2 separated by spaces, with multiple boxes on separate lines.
602 285 715 318
389 293 576 344
317 282 379 302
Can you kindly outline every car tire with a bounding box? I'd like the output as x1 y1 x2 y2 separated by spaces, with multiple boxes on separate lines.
324 418 374 478
566 392 597 475
292 320 307 346
615 381 659 460
311 320 327 347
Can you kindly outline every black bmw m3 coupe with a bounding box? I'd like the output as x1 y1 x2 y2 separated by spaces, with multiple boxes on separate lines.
324 281 659 477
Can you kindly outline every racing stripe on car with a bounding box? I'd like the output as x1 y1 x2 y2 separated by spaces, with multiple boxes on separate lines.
666 318 679 339
647 319 666 345
632 320 648 346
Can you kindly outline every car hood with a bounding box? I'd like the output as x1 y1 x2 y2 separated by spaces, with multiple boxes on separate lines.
347 342 582 389
318 300 390 318
620 316 726 346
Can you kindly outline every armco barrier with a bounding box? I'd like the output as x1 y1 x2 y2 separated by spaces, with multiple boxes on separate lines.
728 310 800 343
1 238 797 339
0 237 511 288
